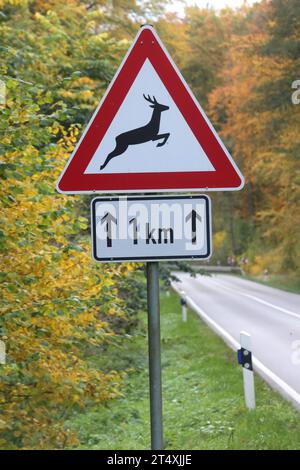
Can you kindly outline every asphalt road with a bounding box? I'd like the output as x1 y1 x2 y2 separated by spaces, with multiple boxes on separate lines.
173 273 300 396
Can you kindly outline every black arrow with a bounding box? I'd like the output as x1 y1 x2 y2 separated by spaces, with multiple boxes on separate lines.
101 212 117 247
185 210 202 244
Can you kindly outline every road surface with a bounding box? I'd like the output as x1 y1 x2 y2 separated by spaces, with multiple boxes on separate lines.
172 273 300 402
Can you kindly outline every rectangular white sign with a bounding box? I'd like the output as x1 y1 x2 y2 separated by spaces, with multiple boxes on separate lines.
91 195 212 262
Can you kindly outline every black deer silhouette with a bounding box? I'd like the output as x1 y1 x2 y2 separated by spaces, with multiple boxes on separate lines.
100 94 170 171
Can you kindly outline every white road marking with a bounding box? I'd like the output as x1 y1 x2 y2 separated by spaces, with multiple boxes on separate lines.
209 278 300 321
172 282 300 410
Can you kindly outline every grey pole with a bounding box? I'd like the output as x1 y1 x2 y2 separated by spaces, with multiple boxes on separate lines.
146 261 163 450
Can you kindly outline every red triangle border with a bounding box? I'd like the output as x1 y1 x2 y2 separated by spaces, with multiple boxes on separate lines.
57 26 244 193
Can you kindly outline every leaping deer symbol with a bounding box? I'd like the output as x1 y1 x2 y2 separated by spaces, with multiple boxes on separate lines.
100 94 170 171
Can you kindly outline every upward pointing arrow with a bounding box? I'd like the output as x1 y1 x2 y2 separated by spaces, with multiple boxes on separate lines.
129 217 138 245
185 209 202 244
101 212 117 247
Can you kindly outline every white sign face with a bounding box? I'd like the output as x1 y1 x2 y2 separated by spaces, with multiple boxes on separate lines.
85 60 215 175
91 195 211 262
57 26 244 193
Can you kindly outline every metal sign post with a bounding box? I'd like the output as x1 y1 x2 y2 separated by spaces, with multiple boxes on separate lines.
147 262 163 449
56 23 245 452
91 195 211 262
180 292 187 322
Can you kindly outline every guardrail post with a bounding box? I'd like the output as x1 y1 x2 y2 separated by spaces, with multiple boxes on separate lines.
0 340 6 365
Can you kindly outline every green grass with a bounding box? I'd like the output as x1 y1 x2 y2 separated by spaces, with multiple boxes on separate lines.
245 274 300 294
69 291 300 450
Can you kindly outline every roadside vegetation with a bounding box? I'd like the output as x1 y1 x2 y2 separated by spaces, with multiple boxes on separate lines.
69 291 300 450
245 274 300 295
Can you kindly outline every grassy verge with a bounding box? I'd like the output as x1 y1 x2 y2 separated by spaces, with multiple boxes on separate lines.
69 291 300 450
245 274 300 295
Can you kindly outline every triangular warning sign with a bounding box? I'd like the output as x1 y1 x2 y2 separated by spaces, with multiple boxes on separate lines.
57 25 244 194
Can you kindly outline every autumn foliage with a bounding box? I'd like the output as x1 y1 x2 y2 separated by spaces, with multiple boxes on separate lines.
0 0 137 449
